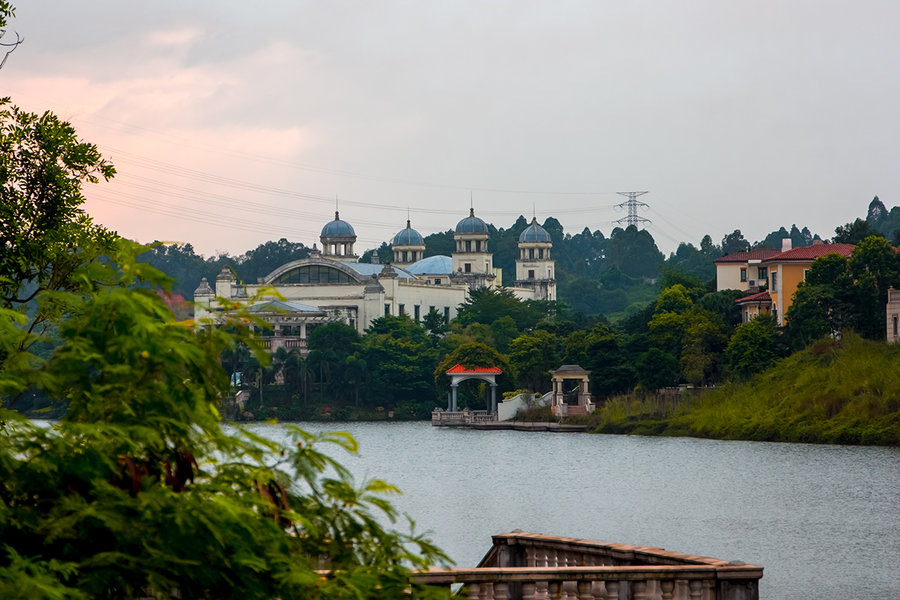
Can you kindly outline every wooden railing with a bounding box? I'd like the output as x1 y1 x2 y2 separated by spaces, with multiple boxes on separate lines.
411 532 762 600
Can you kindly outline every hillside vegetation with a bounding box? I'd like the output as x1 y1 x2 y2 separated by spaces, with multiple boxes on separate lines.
590 332 900 445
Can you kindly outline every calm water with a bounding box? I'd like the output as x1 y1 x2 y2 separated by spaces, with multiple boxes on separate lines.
250 422 900 600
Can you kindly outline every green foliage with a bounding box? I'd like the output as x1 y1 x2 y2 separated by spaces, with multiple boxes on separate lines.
787 237 900 345
720 229 750 255
755 224 819 250
726 314 781 380
0 244 448 597
591 332 900 445
833 218 882 244
454 286 551 331
605 225 664 279
359 315 438 409
680 314 727 385
0 100 447 596
635 348 681 391
508 330 564 393
0 98 118 309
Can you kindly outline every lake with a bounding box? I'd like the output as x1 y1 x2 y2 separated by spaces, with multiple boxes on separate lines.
249 421 900 600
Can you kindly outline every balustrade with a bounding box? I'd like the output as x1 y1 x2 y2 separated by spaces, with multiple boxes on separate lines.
414 565 762 599
411 532 762 600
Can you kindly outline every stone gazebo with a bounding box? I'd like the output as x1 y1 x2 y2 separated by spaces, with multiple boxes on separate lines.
432 364 502 426
550 364 595 417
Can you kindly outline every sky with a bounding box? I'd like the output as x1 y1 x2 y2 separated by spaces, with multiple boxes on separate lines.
2 1 898 257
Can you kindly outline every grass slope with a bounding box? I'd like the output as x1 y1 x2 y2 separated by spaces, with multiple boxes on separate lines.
591 332 900 445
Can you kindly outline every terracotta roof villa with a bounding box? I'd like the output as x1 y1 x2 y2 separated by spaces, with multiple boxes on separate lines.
721 241 856 325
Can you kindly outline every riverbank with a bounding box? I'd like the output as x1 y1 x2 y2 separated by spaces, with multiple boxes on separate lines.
586 333 900 446
433 420 588 432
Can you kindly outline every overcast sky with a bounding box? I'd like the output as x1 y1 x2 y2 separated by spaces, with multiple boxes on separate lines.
3 1 897 256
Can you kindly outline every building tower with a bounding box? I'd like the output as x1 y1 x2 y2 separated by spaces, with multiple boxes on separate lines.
515 217 556 301
391 219 425 266
320 211 358 260
451 208 496 290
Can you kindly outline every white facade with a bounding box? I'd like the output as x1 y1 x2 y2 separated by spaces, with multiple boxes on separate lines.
193 210 556 344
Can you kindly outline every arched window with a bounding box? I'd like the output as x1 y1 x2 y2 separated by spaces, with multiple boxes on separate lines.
272 265 354 285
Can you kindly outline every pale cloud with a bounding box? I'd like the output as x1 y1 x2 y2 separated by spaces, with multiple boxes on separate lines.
145 27 205 48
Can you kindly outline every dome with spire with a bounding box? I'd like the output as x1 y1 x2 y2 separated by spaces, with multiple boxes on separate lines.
519 217 551 243
455 208 489 235
392 220 425 246
321 211 356 238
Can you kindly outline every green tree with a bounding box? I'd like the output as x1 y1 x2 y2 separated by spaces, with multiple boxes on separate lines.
726 314 780 380
0 243 447 598
0 97 448 596
635 347 681 391
508 330 564 392
833 218 882 244
606 225 664 279
680 314 727 385
721 229 750 255
0 98 118 311
454 287 545 331
359 315 438 410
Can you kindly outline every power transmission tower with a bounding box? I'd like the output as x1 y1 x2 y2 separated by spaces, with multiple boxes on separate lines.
614 191 651 228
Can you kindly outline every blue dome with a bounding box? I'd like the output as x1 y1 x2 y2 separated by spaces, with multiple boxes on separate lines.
519 218 551 243
455 208 489 235
407 255 453 275
392 220 425 246
321 211 355 237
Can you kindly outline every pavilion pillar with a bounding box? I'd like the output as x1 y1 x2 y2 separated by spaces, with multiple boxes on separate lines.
451 383 458 412
490 383 498 414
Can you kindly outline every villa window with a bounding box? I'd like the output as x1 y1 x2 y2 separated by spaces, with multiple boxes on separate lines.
528 269 535 279
398 304 405 316
740 268 747 282
529 248 535 259
414 305 420 321
444 306 450 322
758 267 768 280
465 263 471 273
772 272 778 289
402 251 408 262
435 278 441 285
384 303 390 316
538 248 544 259
894 315 898 337
465 240 471 252
475 240 481 252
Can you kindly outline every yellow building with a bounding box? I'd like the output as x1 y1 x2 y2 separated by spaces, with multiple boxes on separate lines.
761 242 855 325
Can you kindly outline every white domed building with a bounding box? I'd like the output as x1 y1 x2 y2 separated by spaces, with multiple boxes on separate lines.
515 217 556 301
194 208 555 353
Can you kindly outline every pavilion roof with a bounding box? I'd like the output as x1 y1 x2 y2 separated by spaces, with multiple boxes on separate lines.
446 364 503 374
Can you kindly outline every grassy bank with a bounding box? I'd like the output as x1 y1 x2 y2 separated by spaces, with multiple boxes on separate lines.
588 332 900 446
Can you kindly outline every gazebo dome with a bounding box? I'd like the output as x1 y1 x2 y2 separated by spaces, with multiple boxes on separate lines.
321 211 355 238
519 218 551 243
392 220 425 246
455 208 489 235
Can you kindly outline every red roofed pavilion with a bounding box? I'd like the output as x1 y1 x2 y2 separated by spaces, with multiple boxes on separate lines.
445 363 502 413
